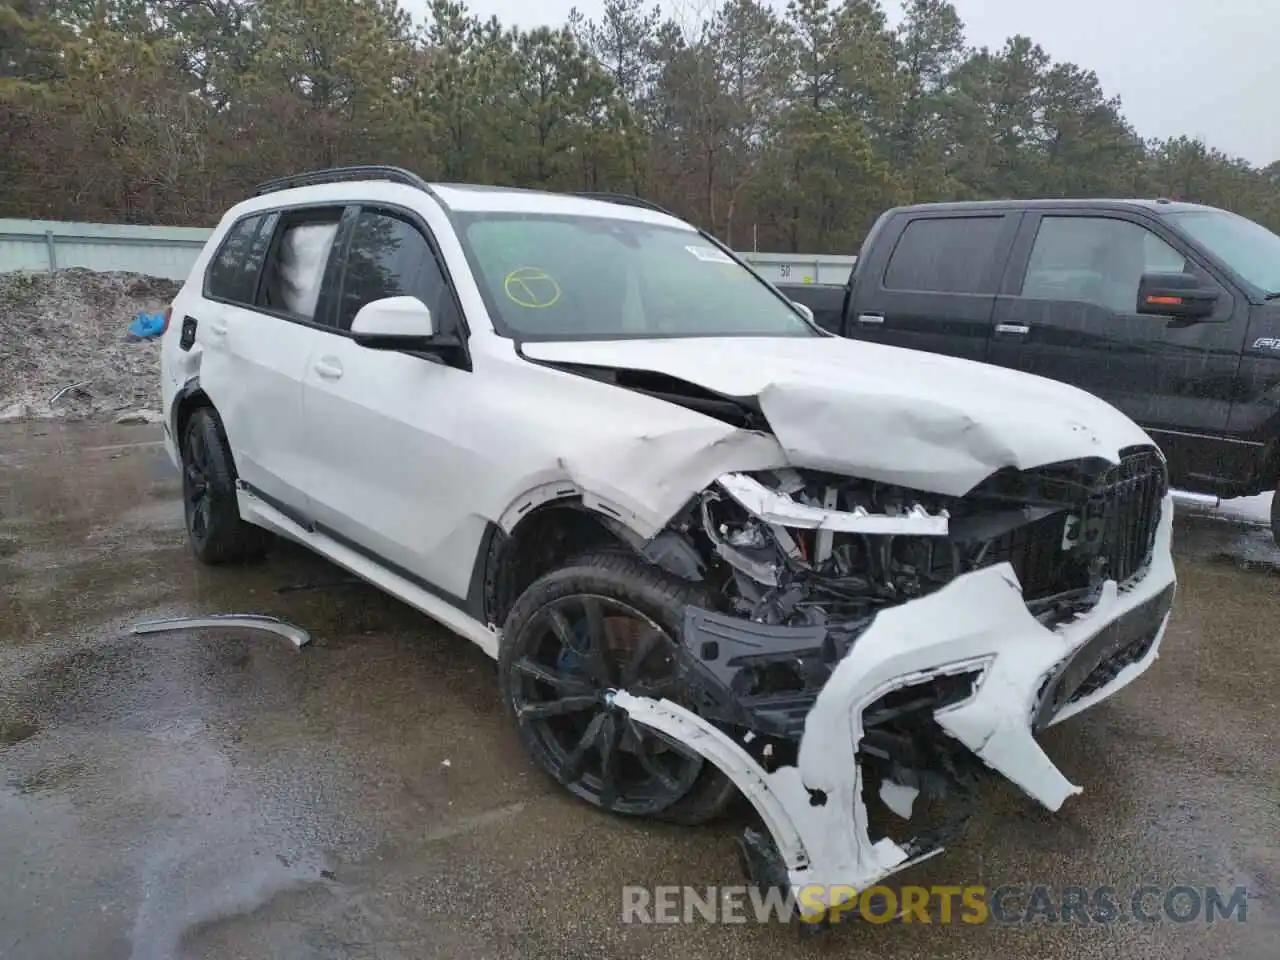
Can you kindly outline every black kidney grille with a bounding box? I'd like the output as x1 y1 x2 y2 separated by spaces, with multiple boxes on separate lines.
976 448 1167 603
1088 448 1168 584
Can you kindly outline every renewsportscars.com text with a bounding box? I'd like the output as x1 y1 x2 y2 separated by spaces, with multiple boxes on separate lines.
620 884 1250 925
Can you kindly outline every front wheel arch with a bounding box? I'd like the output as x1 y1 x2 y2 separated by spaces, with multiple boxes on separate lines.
484 501 638 626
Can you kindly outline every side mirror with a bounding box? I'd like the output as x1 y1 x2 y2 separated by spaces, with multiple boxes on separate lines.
350 296 436 349
1136 272 1219 320
792 301 815 324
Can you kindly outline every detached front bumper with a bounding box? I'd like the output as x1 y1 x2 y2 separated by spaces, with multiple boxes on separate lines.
613 493 1176 906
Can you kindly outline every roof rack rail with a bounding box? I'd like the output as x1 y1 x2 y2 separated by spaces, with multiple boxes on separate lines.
576 192 680 219
252 165 432 197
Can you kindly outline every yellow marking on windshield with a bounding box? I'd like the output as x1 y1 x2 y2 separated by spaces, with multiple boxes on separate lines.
504 266 562 309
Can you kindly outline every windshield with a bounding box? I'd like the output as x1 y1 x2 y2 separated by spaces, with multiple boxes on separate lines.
454 213 816 339
1164 209 1280 295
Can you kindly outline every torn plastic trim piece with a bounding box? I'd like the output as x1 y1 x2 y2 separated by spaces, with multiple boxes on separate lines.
611 688 814 875
678 606 830 738
612 688 940 905
129 614 312 649
496 479 649 538
717 472 950 536
678 603 990 744
699 490 782 586
879 780 920 819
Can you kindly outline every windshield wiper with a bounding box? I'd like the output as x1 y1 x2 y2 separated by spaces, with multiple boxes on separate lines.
1265 291 1280 300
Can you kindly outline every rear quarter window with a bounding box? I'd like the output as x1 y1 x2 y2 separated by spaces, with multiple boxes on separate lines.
204 213 275 305
882 216 1004 294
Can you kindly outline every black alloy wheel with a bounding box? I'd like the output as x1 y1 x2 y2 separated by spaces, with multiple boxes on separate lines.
505 591 705 815
180 406 272 564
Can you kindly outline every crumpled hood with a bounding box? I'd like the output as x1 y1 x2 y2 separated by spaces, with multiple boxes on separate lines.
521 336 1156 496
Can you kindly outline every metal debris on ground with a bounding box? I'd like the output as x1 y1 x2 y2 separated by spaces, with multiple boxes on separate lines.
129 613 312 648
48 381 92 405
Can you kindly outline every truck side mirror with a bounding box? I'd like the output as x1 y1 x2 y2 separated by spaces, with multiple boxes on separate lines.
1136 272 1219 320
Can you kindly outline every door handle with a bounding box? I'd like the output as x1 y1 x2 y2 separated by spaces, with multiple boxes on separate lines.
313 358 343 380
857 313 885 326
994 323 1030 337
207 320 228 338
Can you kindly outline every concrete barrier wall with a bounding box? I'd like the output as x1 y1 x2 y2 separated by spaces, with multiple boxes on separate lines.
0 219 214 281
0 217 852 286
741 252 857 287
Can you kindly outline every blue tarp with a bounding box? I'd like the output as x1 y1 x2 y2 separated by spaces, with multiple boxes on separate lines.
127 311 166 339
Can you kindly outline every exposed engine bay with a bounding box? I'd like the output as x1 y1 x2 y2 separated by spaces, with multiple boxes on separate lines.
619 446 1174 913
695 450 1165 629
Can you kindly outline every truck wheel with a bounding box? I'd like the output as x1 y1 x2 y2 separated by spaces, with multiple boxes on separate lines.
499 551 736 825
181 407 273 564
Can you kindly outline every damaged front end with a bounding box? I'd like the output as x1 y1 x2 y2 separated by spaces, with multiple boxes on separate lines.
615 447 1176 909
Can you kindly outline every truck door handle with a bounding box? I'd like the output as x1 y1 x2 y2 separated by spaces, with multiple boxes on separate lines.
206 320 228 338
994 323 1030 337
313 358 344 380
857 313 884 326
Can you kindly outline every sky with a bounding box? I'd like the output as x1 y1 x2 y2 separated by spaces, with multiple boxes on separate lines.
402 0 1280 168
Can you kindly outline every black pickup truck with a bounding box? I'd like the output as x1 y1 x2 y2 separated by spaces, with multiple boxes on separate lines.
778 198 1280 542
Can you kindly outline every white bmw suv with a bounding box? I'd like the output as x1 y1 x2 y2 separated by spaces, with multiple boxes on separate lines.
160 166 1176 911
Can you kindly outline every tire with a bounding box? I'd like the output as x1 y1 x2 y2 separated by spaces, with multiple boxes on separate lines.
181 406 273 564
499 551 736 826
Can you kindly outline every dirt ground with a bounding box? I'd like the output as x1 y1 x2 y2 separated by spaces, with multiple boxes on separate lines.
0 420 1277 960
0 269 176 421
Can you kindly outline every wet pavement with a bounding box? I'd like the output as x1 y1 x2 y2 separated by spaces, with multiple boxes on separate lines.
1 420 1277 960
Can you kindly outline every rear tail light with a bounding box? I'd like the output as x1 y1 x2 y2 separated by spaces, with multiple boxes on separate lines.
161 305 173 334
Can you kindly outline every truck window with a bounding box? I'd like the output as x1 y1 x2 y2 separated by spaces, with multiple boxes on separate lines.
1163 208 1280 295
1021 216 1188 314
882 216 1004 294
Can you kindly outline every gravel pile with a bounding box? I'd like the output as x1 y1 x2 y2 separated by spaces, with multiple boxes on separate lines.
0 268 180 422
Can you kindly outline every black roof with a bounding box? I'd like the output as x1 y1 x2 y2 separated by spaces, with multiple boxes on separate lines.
890 198 1217 216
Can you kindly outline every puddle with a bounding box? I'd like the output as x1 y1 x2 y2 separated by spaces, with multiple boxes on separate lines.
0 717 40 747
131 835 336 960
6 759 86 794
1210 528 1280 573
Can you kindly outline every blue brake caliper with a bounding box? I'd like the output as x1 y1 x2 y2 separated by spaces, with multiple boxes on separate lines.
556 620 589 676
556 647 581 674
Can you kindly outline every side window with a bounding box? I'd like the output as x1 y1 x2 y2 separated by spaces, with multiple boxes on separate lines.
206 214 268 304
336 210 452 332
1143 231 1190 274
257 211 342 321
1021 217 1189 314
883 216 1005 294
